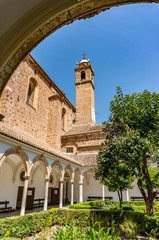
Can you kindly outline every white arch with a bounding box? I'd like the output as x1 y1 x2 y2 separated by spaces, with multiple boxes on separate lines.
30 155 50 179
30 163 45 184
0 148 30 175
1 0 156 96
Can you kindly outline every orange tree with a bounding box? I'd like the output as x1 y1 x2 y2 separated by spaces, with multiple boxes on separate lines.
96 87 159 215
95 135 137 209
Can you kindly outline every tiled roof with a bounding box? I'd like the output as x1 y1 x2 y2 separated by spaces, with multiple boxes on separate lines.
71 153 98 166
0 123 81 166
62 124 104 136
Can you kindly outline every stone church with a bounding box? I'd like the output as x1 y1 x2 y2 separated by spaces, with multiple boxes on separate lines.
0 55 150 216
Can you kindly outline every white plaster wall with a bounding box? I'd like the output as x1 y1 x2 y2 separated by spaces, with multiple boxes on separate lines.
104 185 119 201
0 162 22 209
30 169 45 199
128 179 142 199
83 176 102 202
0 142 12 155
83 176 120 202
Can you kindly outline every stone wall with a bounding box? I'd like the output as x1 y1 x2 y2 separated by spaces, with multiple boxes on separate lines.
0 58 75 150
0 61 51 141
76 82 95 125
62 132 105 154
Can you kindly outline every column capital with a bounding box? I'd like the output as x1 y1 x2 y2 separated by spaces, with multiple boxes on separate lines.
45 178 49 182
24 175 30 180
60 180 64 183
71 181 74 184
79 182 83 185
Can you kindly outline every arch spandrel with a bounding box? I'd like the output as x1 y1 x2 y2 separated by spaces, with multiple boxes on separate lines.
1 0 158 96
31 163 46 184
0 148 30 175
64 164 75 181
83 168 94 177
30 156 50 178
51 161 63 171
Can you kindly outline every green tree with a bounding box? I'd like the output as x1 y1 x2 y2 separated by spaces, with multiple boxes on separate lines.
143 167 159 190
95 135 137 209
98 87 159 215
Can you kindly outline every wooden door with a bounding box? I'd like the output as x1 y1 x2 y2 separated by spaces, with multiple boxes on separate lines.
26 188 35 210
52 188 59 205
16 186 35 210
48 187 59 205
16 186 23 209
48 187 53 205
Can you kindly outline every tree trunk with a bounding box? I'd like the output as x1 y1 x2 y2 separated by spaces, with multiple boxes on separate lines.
117 190 123 209
145 198 154 216
137 152 154 216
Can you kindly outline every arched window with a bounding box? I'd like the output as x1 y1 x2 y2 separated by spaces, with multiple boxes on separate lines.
62 108 67 131
27 77 38 108
81 71 86 80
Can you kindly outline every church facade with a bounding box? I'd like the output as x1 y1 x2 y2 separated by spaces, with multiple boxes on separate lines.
0 55 152 216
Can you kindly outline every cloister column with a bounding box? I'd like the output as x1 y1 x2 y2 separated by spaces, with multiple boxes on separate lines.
59 170 65 208
43 178 49 211
126 189 130 201
102 184 105 201
20 175 29 216
70 172 75 205
79 174 84 203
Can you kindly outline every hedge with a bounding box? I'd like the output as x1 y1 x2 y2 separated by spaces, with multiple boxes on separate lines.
0 209 159 238
69 200 159 213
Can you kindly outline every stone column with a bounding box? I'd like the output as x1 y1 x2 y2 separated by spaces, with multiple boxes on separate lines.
70 181 74 205
79 174 84 203
59 180 64 208
126 189 130 201
43 178 49 211
20 176 29 216
59 170 65 208
79 182 83 203
102 184 105 201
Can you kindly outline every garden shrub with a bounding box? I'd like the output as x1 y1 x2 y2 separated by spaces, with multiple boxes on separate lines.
52 221 121 240
69 200 159 214
0 209 159 238
122 206 134 211
119 215 139 239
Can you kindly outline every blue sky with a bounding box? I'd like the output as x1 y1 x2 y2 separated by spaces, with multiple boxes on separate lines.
31 3 159 124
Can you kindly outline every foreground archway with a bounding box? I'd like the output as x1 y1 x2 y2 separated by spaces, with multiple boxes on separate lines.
0 0 158 95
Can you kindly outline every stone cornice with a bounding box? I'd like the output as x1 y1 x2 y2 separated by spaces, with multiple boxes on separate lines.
74 64 94 76
75 79 95 90
61 131 105 139
48 94 63 102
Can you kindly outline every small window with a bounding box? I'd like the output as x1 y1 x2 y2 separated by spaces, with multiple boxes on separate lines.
66 148 73 153
62 108 67 131
49 174 54 184
81 71 86 80
27 77 38 108
20 171 25 182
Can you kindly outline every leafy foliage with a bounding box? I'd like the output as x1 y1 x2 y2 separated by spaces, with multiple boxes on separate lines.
69 200 159 214
97 86 159 215
119 215 139 239
0 208 159 238
142 167 159 189
52 221 121 240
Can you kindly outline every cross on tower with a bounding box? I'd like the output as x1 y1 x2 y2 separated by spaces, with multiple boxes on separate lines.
82 53 87 59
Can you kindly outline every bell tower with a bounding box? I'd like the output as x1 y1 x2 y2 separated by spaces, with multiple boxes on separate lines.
75 57 95 126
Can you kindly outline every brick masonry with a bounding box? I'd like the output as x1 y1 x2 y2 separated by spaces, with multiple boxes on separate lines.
0 55 105 165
